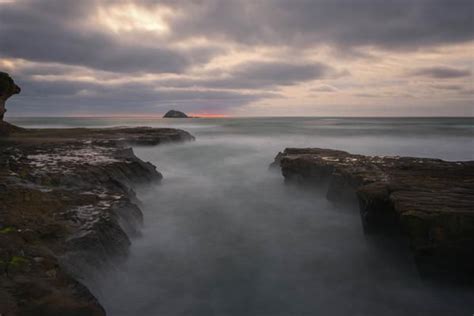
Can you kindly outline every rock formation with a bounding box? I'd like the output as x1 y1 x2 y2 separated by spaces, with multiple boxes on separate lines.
273 148 474 281
0 126 194 315
163 109 188 118
0 72 21 121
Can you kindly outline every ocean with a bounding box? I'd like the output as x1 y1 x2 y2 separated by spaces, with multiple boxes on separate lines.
9 117 474 315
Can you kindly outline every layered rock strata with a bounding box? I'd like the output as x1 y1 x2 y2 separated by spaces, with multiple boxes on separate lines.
273 148 474 280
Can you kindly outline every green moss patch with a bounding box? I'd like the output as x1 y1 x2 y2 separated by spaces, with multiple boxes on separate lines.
9 256 29 267
0 226 16 234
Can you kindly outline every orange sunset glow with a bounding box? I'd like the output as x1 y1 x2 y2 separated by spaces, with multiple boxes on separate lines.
189 113 230 118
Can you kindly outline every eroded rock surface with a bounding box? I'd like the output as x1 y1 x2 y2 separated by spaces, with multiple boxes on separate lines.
273 148 474 280
0 126 194 315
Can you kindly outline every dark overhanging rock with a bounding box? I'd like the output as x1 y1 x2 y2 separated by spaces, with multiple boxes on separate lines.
272 147 474 282
0 72 21 121
0 72 23 137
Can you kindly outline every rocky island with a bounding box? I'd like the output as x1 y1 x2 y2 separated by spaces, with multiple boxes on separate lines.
163 109 188 118
272 148 474 281
0 74 194 315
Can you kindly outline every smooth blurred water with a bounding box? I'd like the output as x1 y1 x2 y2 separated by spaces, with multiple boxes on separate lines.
10 117 474 315
10 116 473 160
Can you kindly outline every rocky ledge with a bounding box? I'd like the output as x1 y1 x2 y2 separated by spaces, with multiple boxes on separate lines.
273 148 474 281
0 126 194 315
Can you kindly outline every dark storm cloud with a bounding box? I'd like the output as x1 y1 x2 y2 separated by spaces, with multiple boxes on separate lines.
411 66 472 78
167 0 474 50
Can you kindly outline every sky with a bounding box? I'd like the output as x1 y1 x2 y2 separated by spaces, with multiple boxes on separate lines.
0 0 473 117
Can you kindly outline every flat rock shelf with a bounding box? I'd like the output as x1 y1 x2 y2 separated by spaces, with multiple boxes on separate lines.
0 125 194 315
272 148 474 281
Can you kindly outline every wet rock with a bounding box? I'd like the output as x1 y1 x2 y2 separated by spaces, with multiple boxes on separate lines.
273 148 474 280
0 125 194 315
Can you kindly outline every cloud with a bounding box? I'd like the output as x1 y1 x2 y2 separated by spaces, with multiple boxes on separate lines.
310 85 339 93
157 61 339 89
0 0 218 74
231 61 333 85
1 0 473 116
8 76 280 115
167 0 474 50
429 84 465 91
411 66 472 79
2 0 472 76
353 93 381 98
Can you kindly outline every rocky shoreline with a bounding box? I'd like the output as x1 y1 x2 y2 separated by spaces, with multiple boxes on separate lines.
0 125 194 315
272 148 474 282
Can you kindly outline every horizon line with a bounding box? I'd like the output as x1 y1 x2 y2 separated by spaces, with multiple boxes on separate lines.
6 115 474 119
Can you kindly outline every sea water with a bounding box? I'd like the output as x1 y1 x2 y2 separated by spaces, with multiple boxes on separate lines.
10 117 474 315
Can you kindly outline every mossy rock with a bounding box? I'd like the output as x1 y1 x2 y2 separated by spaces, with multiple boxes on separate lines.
8 255 30 273
10 255 29 266
0 226 16 234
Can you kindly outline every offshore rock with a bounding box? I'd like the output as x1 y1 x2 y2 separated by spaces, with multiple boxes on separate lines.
163 109 188 118
0 125 194 315
273 148 474 280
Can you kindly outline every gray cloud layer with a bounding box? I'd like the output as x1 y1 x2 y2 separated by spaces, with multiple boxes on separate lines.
0 1 192 73
14 76 280 114
167 0 474 49
158 61 339 90
411 66 472 79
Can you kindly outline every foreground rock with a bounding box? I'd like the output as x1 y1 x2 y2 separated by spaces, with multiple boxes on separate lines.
0 126 194 315
273 148 474 280
163 109 188 118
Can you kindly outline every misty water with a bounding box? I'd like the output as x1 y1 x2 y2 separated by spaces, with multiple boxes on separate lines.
11 117 474 315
